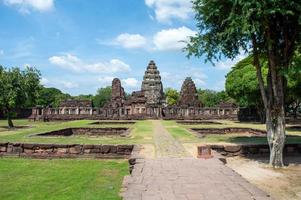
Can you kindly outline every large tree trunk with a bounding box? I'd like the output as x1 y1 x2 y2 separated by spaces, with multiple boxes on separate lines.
266 108 286 167
252 35 286 168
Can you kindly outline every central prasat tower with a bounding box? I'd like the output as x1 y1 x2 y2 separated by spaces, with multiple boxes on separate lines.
141 60 164 105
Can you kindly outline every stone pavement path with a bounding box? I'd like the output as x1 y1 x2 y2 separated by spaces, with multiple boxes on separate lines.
152 120 189 158
122 120 272 200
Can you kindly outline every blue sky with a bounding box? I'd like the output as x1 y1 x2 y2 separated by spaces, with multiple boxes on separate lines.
0 0 245 95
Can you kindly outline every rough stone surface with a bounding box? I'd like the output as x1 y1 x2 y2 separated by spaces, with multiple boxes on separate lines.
122 158 272 200
0 143 134 158
178 77 201 107
141 60 164 105
122 121 272 200
30 60 239 121
111 78 125 108
34 127 129 137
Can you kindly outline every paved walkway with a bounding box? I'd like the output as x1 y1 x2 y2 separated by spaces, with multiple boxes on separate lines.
152 120 189 158
122 120 272 200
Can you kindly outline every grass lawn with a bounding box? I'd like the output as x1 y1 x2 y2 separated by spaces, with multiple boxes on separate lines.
0 158 128 200
0 119 154 145
1 119 300 145
162 120 301 144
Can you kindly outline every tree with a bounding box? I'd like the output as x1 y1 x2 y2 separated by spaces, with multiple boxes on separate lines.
165 88 179 106
0 66 41 128
36 87 65 107
198 89 233 107
226 55 301 122
225 56 268 122
186 0 301 167
93 86 112 108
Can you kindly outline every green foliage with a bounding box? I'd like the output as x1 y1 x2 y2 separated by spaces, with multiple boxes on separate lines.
165 88 179 106
198 89 233 107
226 55 301 116
93 86 112 108
36 87 66 107
186 0 301 63
0 66 41 127
225 56 268 107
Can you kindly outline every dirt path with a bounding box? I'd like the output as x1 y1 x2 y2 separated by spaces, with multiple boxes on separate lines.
122 120 272 200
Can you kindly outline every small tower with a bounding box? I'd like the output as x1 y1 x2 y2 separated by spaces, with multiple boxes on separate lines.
111 78 125 108
178 77 201 107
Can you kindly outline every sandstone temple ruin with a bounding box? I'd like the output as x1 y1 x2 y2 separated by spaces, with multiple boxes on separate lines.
31 61 238 121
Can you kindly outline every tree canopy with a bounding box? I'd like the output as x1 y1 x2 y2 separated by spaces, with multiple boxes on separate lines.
198 89 233 107
93 86 112 108
165 88 179 106
186 0 301 167
0 66 41 127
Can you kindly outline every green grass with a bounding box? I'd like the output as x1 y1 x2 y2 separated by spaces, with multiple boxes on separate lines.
0 158 128 200
162 120 301 144
1 119 300 145
0 119 154 145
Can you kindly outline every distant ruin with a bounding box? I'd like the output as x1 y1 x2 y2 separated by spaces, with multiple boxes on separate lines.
30 60 238 121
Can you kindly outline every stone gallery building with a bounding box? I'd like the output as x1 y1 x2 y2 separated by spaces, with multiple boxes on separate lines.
30 61 238 121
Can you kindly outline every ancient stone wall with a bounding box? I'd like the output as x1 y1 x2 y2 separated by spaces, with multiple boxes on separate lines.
206 143 301 157
0 143 134 158
35 127 130 137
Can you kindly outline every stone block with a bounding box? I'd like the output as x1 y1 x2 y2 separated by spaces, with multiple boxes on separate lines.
0 145 7 152
56 148 68 154
6 144 14 153
110 146 117 153
101 145 111 153
90 148 100 153
23 143 35 149
117 145 132 155
197 145 213 159
24 149 34 154
224 145 241 153
69 145 82 154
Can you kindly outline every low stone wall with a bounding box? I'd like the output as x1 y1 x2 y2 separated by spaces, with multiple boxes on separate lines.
191 127 266 136
90 121 136 125
34 127 130 137
163 115 238 120
31 114 147 121
208 144 301 157
0 143 134 159
176 120 222 125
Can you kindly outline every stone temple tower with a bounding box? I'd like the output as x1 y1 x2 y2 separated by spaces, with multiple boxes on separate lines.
178 77 201 107
141 60 164 105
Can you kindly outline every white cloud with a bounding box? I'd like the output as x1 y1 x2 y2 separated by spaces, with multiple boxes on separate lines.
49 54 131 74
145 0 192 23
215 52 247 70
122 78 139 88
60 81 78 89
0 49 4 55
98 76 115 86
3 0 54 13
161 67 207 90
40 77 78 89
40 77 49 85
153 26 196 51
115 33 147 49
